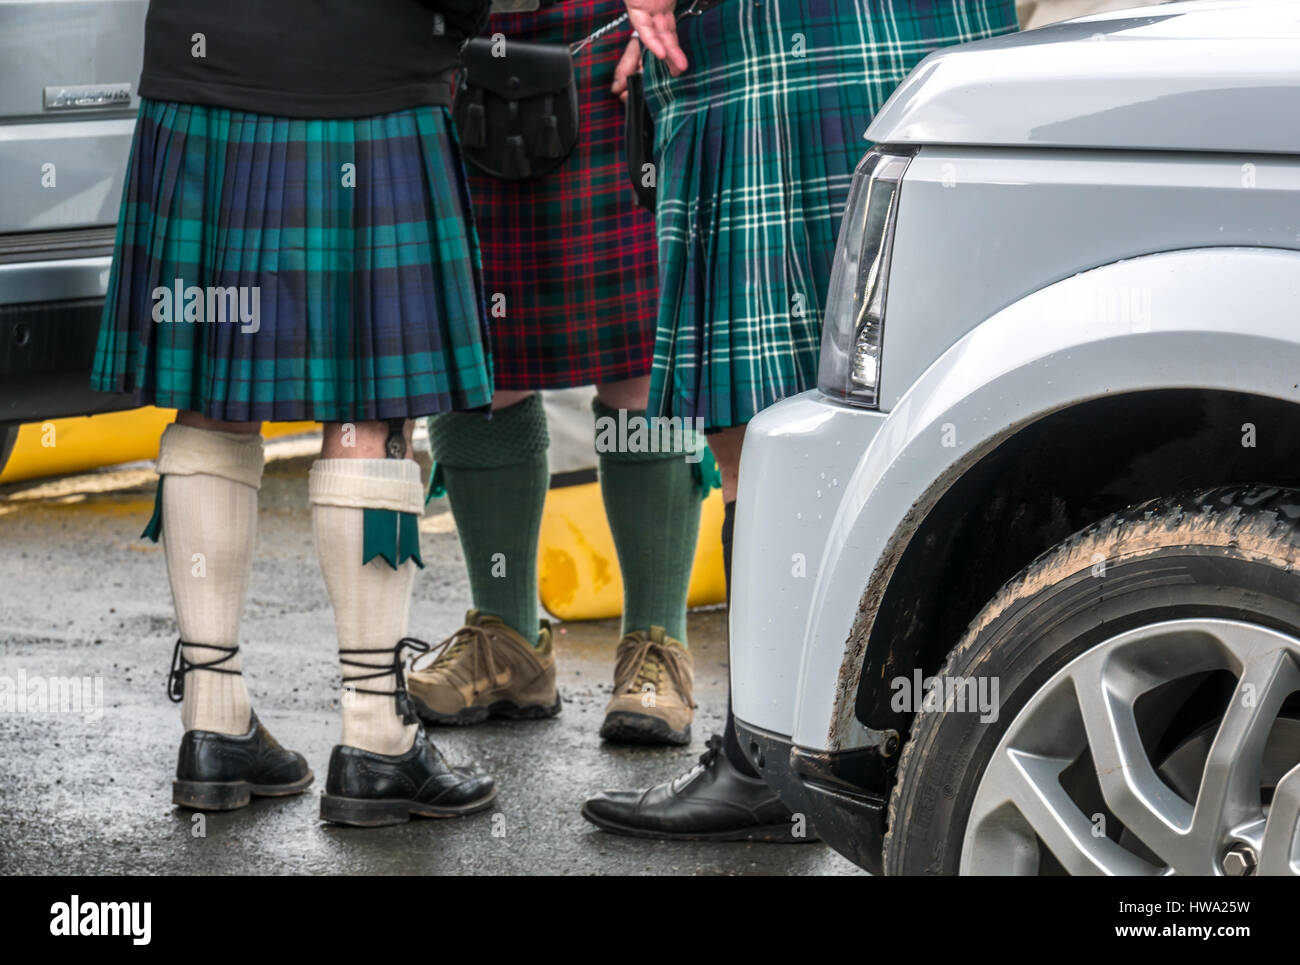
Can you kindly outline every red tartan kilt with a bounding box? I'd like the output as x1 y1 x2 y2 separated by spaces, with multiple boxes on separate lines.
467 0 657 391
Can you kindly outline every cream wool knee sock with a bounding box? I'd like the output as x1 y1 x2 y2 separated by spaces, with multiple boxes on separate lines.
157 423 263 736
310 458 425 756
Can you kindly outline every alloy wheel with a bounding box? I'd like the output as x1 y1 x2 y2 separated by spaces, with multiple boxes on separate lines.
960 618 1300 875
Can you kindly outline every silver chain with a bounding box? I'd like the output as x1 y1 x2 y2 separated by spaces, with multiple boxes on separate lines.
567 0 720 57
568 12 630 56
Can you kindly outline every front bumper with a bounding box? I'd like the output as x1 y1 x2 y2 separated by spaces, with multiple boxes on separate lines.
735 718 886 875
0 252 132 426
730 390 889 744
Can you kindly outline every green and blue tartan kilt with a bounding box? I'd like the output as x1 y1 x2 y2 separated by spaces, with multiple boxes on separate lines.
92 98 494 422
643 0 1019 430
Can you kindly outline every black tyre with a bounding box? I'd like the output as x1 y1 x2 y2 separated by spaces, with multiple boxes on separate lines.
885 487 1300 876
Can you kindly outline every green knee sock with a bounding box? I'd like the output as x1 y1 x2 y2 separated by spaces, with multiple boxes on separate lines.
429 393 549 645
594 399 702 643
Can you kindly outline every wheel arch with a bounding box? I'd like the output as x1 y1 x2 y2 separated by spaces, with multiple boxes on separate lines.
808 247 1300 755
852 389 1300 735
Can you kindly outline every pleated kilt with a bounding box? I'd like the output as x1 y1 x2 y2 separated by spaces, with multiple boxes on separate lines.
644 0 1020 429
467 0 658 390
91 98 493 422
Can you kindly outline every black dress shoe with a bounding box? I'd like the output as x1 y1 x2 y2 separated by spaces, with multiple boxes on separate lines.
582 735 819 843
173 711 313 811
320 730 497 827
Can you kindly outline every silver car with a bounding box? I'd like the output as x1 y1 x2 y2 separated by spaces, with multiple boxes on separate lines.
0 0 147 471
731 0 1300 876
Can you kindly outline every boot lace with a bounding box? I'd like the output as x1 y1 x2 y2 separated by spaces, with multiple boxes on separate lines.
339 637 431 724
613 633 693 708
167 638 242 703
411 624 501 697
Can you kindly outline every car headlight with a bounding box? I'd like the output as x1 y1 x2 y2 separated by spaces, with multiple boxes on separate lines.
816 150 910 408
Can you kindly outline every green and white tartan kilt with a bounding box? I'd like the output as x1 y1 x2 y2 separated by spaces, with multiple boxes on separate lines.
643 0 1019 429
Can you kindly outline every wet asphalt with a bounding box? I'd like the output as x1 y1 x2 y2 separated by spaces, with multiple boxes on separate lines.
0 447 861 875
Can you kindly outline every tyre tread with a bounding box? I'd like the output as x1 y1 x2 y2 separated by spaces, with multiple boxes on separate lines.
882 484 1300 874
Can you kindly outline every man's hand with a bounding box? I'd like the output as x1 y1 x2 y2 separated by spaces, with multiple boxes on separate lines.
624 0 687 75
611 37 643 103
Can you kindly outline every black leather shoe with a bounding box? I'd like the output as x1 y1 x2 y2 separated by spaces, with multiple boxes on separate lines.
173 711 313 811
320 730 497 827
582 735 819 843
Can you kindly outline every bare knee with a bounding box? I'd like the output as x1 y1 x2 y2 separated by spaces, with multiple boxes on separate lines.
595 375 650 411
175 410 262 435
491 389 535 412
321 419 414 459
707 424 747 503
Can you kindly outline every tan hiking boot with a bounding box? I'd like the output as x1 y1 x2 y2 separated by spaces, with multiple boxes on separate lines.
601 627 694 746
406 610 561 725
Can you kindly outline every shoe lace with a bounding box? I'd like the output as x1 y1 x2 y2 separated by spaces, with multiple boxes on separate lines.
338 637 431 724
167 638 242 703
410 624 500 697
698 733 724 768
666 734 725 793
612 634 693 708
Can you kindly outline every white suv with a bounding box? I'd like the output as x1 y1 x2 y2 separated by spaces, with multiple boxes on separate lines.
731 0 1300 876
